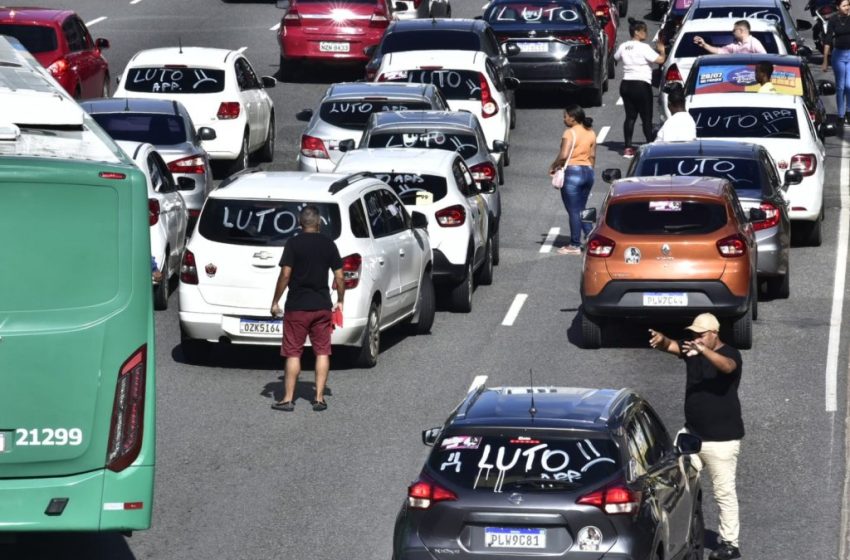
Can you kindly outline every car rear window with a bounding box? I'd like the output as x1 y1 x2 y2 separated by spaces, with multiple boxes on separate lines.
90 114 187 145
0 24 58 53
633 157 764 195
382 31 480 54
690 107 800 139
691 64 803 96
375 172 449 205
427 434 620 491
319 100 432 130
123 67 226 94
198 199 341 245
380 70 482 100
484 2 587 25
691 6 784 24
368 130 479 159
606 200 728 234
674 32 780 58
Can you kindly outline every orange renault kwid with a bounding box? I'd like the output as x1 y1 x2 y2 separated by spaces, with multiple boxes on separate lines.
579 176 760 349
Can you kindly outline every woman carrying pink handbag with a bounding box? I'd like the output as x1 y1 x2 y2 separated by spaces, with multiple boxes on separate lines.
548 105 597 255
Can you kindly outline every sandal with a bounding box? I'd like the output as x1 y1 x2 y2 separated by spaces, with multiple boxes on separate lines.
311 400 328 411
557 246 581 255
271 401 295 412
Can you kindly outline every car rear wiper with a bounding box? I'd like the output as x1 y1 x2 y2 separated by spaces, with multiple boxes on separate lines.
509 477 580 489
663 224 703 232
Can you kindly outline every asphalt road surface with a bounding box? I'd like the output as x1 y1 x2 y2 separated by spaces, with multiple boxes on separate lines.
4 0 850 559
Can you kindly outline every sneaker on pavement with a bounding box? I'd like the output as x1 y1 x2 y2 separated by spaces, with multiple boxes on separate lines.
623 147 636 159
709 542 741 560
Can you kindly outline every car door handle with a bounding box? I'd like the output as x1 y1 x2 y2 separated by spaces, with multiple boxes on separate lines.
378 257 385 266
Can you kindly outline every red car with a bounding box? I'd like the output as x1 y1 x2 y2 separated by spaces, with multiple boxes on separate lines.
586 0 619 77
0 8 110 99
277 0 391 75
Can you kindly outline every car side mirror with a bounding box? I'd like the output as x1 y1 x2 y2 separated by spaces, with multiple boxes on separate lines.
821 121 838 137
504 77 520 90
491 140 507 153
797 45 813 59
338 139 356 152
478 181 497 194
601 168 621 183
411 211 428 229
394 0 409 10
364 45 377 57
818 79 836 96
580 207 597 223
796 19 813 31
675 432 702 455
503 43 521 57
95 38 110 50
177 176 197 190
295 108 314 122
276 0 291 9
784 168 803 187
749 207 768 222
421 427 442 446
198 127 217 141
261 76 277 88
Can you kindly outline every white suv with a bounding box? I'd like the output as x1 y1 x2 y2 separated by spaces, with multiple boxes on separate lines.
115 47 277 175
335 149 492 312
178 169 434 367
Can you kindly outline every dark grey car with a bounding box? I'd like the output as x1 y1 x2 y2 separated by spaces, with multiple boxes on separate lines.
81 97 215 229
395 386 704 560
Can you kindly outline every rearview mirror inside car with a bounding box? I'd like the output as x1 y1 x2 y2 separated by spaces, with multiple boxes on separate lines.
503 43 521 57
783 169 803 187
411 211 428 229
601 168 621 183
338 139 356 153
675 432 702 455
504 77 520 90
796 18 813 31
580 207 597 223
198 127 217 141
295 108 314 122
276 0 291 9
261 76 277 88
421 427 442 446
749 207 768 222
818 80 836 96
491 140 507 153
177 177 197 190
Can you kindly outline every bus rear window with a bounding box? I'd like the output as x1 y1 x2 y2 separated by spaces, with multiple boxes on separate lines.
90 114 187 145
0 24 57 53
674 32 780 58
368 131 479 159
319 100 432 130
691 107 800 139
427 434 620 491
380 70 482 100
198 199 341 246
375 172 449 205
606 200 728 234
123 67 226 94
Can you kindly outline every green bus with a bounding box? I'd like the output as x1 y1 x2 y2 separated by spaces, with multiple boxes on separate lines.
0 36 155 532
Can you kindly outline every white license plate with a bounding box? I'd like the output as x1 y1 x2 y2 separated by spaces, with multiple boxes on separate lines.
643 292 688 306
485 528 546 549
518 42 549 53
319 41 350 52
239 319 282 334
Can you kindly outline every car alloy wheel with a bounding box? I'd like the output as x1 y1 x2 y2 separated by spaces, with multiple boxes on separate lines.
355 301 381 368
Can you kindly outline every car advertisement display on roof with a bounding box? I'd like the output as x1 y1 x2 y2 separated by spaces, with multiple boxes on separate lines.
694 64 803 95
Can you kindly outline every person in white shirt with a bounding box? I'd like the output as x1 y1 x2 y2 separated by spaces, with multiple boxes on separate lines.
694 20 767 54
614 18 666 158
655 88 697 142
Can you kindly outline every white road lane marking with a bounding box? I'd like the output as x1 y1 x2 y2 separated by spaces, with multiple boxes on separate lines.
597 126 610 144
86 16 107 26
130 0 142 4
237 46 248 53
616 97 623 105
468 375 488 393
270 23 281 31
539 227 559 254
825 135 850 412
501 294 528 326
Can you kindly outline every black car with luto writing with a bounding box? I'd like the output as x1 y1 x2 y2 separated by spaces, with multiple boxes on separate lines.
393 384 704 560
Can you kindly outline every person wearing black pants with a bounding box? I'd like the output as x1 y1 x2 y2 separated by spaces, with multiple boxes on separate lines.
613 18 666 158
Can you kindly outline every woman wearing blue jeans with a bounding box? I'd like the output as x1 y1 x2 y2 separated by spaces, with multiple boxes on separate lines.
823 0 850 123
549 105 597 255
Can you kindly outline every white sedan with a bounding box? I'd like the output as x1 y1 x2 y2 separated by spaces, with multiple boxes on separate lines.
115 47 276 175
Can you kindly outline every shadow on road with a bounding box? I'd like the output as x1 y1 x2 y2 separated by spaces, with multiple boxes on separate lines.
0 532 135 560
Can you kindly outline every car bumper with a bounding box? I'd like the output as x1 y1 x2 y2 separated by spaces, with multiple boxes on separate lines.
297 155 337 172
172 172 212 213
279 31 382 63
510 59 596 87
431 249 467 284
755 227 787 276
582 280 750 318
199 118 248 160
786 176 824 221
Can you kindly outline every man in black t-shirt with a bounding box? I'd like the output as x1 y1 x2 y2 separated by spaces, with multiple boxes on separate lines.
649 313 744 560
270 206 344 412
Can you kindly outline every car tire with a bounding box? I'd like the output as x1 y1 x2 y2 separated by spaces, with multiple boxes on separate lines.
412 272 436 334
476 238 494 286
767 270 791 299
503 147 510 167
580 307 603 349
227 133 250 177
101 77 110 98
153 253 169 311
586 87 603 107
806 212 824 247
278 56 299 81
751 275 758 321
687 499 705 560
731 305 753 349
509 95 517 130
450 259 474 313
355 300 381 368
498 160 505 185
180 328 210 364
607 53 615 80
618 0 628 17
492 228 500 266
258 113 275 163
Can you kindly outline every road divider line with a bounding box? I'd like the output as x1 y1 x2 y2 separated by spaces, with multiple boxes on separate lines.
539 227 559 254
130 0 142 4
468 375 488 393
826 136 850 412
86 16 107 26
502 294 528 326
616 97 623 105
270 22 281 31
597 126 610 144
237 46 248 53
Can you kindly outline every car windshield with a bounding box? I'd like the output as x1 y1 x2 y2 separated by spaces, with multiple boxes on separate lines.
0 24 58 53
368 130 479 159
380 70 482 100
484 2 587 25
606 200 728 234
198 199 341 245
690 106 800 138
381 31 480 54
674 32 781 58
375 172 449 205
427 434 620 491
319 100 432 130
691 6 784 25
690 63 803 96
90 113 188 145
633 157 763 195
123 67 226 94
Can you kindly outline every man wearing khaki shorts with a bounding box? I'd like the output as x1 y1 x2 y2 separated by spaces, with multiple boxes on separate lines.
270 206 344 412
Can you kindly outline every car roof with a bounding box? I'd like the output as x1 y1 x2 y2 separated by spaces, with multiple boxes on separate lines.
81 97 186 116
695 0 780 7
210 171 377 201
609 176 730 199
688 91 799 108
127 47 237 68
336 148 458 172
387 18 487 33
369 110 477 128
447 387 635 430
383 50 484 70
325 81 435 100
0 7 71 23
693 53 803 66
637 140 762 158
679 17 779 31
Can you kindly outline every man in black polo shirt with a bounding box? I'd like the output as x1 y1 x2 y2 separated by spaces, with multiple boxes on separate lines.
649 313 744 560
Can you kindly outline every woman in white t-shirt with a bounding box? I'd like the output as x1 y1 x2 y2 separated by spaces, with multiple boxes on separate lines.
613 18 666 158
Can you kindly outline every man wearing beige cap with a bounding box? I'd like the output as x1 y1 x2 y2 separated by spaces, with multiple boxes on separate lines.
648 313 744 560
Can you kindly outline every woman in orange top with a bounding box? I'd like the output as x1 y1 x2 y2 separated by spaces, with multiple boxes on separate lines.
549 105 597 255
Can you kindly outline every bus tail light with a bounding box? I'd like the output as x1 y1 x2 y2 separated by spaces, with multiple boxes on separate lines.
106 346 147 472
480 73 498 118
149 198 160 226
181 249 199 284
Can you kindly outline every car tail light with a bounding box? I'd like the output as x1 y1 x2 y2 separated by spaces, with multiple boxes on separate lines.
717 234 747 257
480 73 498 118
594 5 611 19
752 202 780 231
470 162 497 183
791 41 798 54
578 482 641 515
413 0 423 6
283 8 301 26
168 155 206 175
47 59 69 77
556 34 593 45
181 249 199 284
217 102 240 120
791 153 817 176
189 209 201 220
106 346 147 472
435 205 466 227
408 477 457 510
149 198 160 226
665 64 683 83
586 234 615 257
370 10 389 27
342 253 362 289
99 172 126 180
300 135 330 159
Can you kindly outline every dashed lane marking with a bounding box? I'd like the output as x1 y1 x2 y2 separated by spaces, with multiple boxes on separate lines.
501 294 528 326
237 46 248 53
86 16 107 26
597 126 610 144
270 23 281 31
130 0 142 4
616 97 623 105
539 227 559 254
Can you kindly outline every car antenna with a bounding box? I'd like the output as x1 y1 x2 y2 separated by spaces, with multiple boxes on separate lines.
178 37 183 54
528 369 537 419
